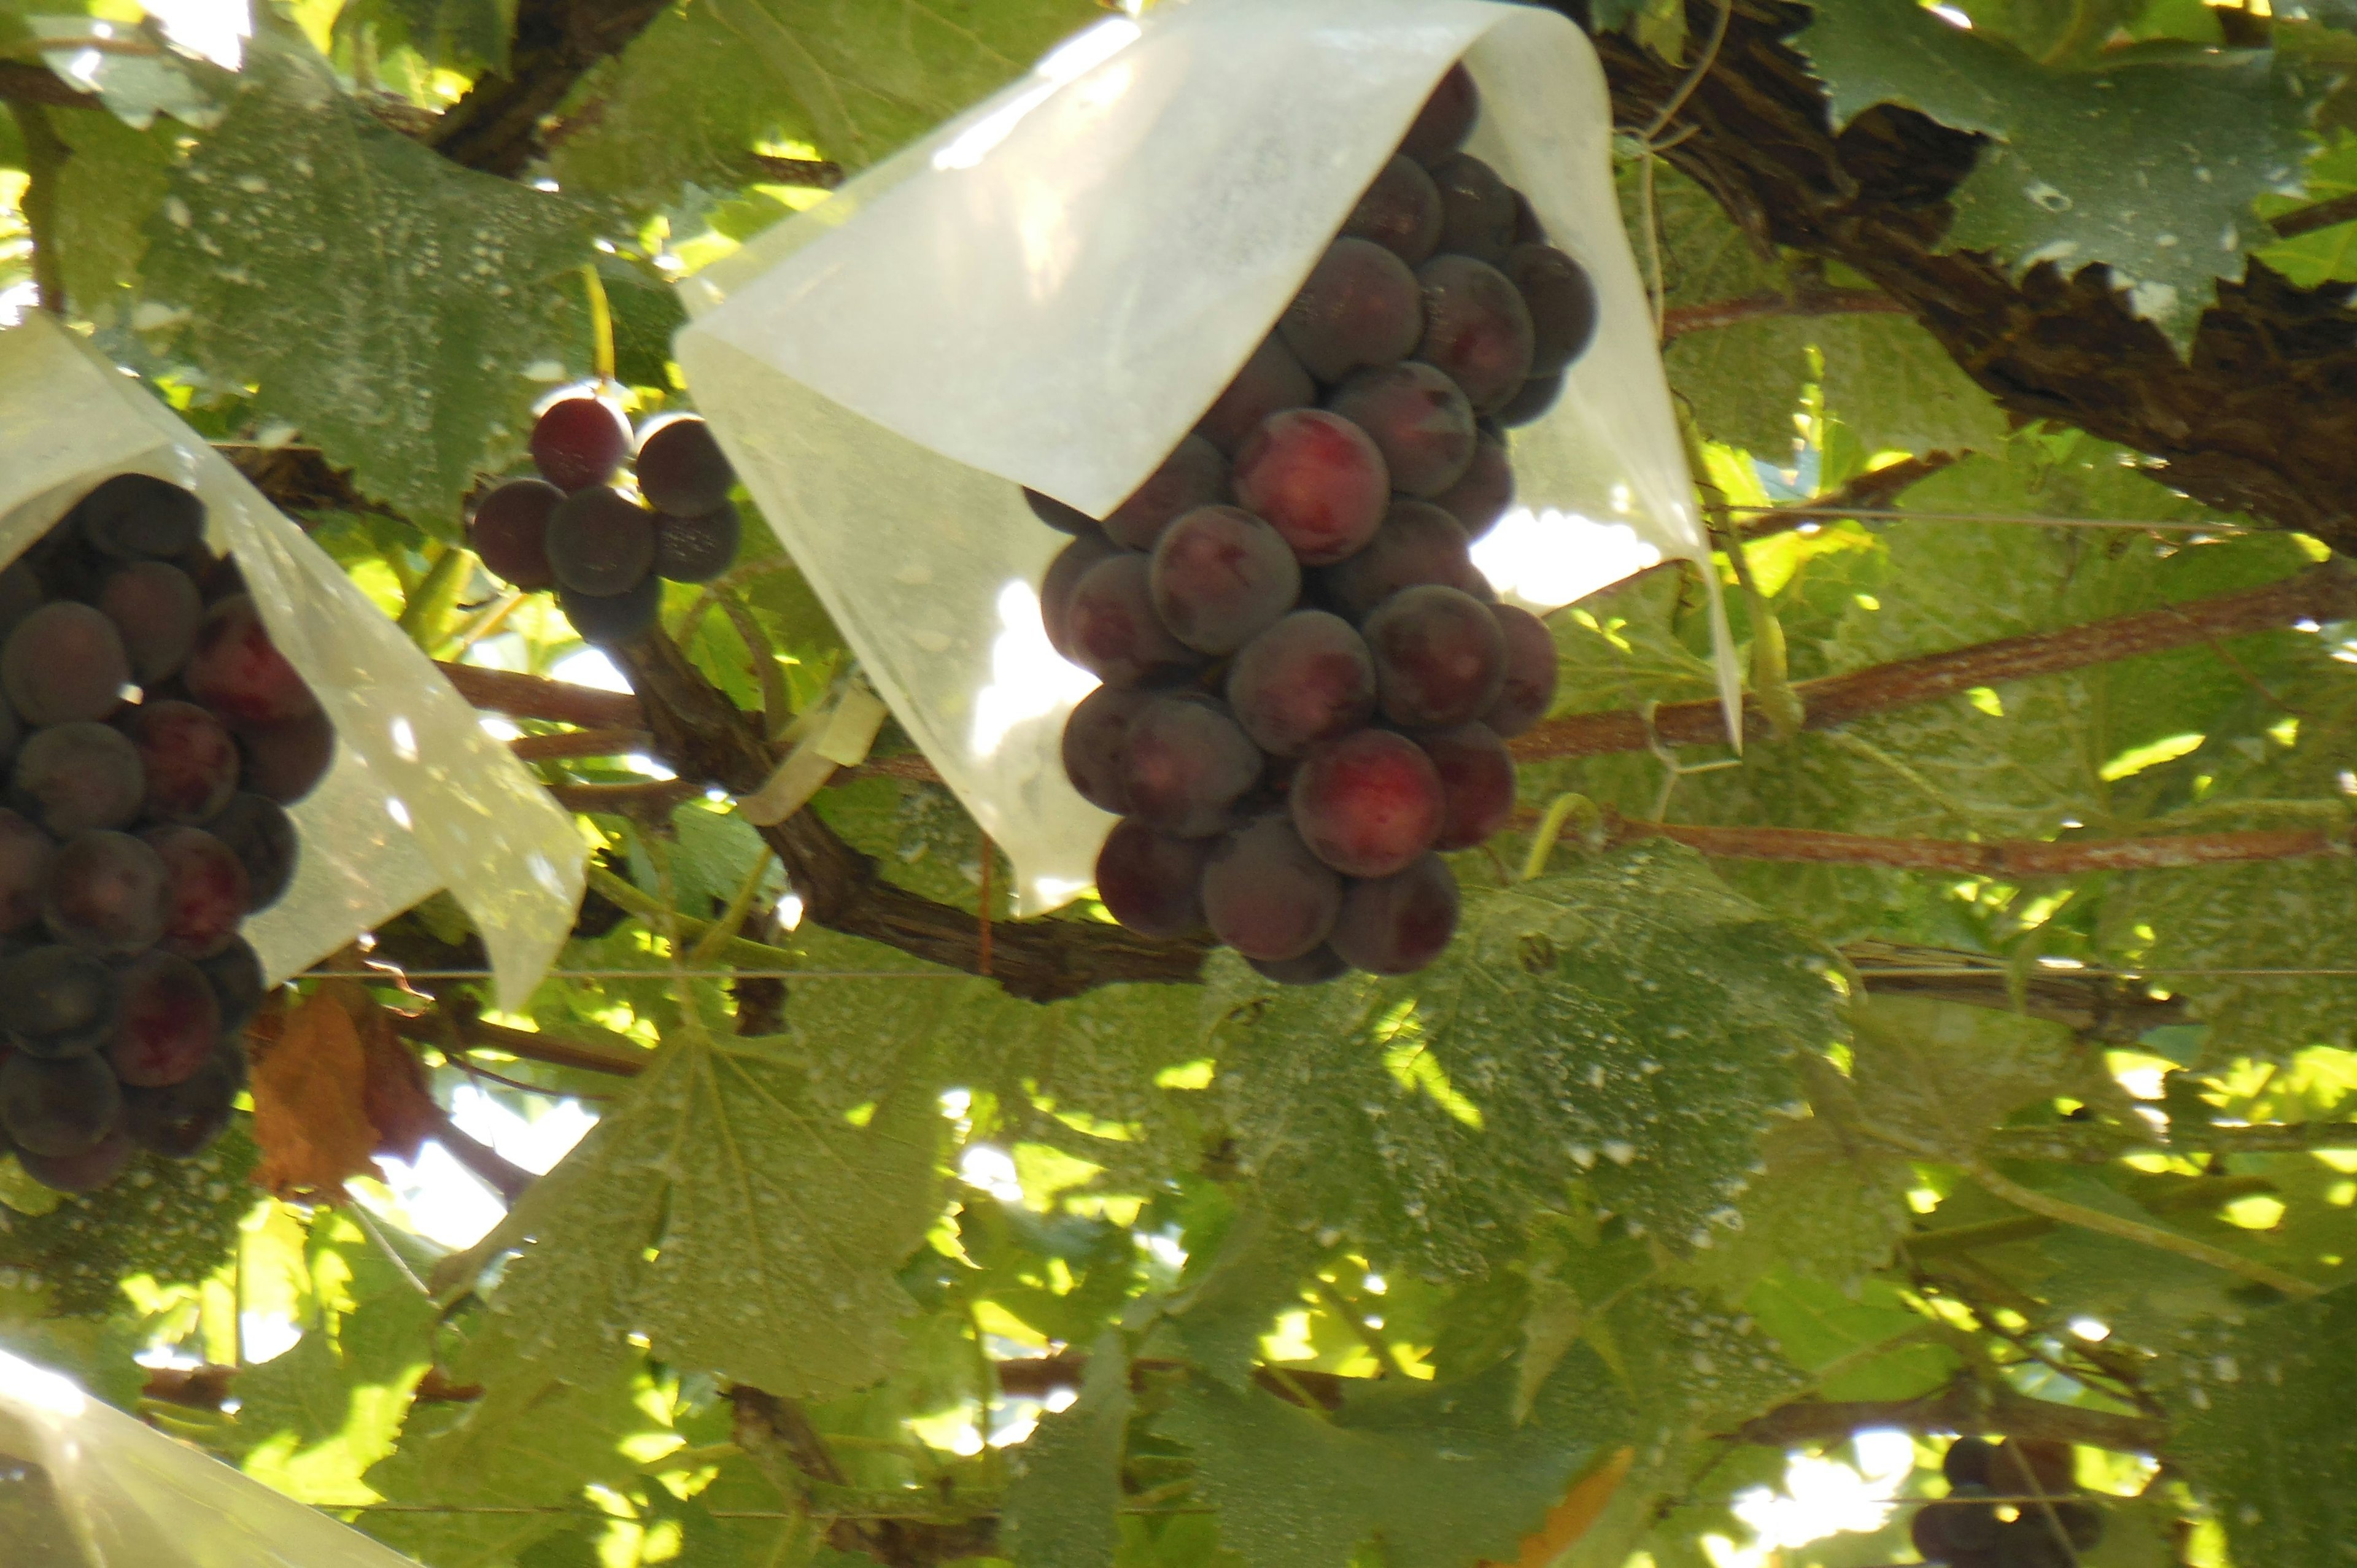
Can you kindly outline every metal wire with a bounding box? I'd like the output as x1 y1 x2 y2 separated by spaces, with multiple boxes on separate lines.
1725 504 2254 533
302 965 2357 983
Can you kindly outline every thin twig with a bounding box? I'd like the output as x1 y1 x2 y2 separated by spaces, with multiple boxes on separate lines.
1639 0 1734 140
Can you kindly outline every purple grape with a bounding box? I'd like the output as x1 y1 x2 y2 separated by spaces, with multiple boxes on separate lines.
196 938 266 1034
74 474 205 560
1328 363 1477 498
1401 63 1478 164
1233 410 1390 566
1429 153 1517 263
1279 238 1423 384
0 562 47 643
1504 244 1599 376
1433 429 1515 540
1510 189 1545 245
0 1052 120 1157
1364 584 1506 728
144 825 250 960
1104 435 1229 551
1329 854 1460 974
1196 336 1316 455
123 1054 237 1158
1291 730 1445 878
1117 695 1262 838
653 501 741 584
1025 489 1097 535
558 575 664 646
1484 604 1558 738
1420 722 1515 850
17 1132 135 1192
1064 555 1201 687
1416 255 1536 415
1319 502 1481 622
1061 684 1154 815
125 700 241 824
204 792 296 913
1344 156 1443 263
1042 530 1121 662
546 486 657 596
1148 506 1300 654
97 562 203 683
470 479 563 591
1095 819 1213 937
1201 814 1343 962
0 808 52 935
11 722 144 836
530 396 631 493
1494 373 1564 429
1247 944 1349 986
43 829 168 953
186 595 320 727
0 945 117 1056
4 603 131 725
1226 611 1377 756
106 950 222 1088
236 709 336 806
634 415 736 516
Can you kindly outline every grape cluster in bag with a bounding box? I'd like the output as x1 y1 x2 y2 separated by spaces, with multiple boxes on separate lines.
471 400 742 644
1914 1439 2106 1567
0 476 327 1192
1040 63 1578 982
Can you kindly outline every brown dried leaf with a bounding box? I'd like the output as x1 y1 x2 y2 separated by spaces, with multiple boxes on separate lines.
358 1006 441 1162
249 986 381 1197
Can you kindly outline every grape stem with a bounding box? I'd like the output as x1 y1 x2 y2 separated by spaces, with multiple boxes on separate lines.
579 262 617 385
7 99 68 315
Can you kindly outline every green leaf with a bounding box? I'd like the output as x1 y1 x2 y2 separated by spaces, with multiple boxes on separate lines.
50 107 172 325
1797 0 2315 343
1816 314 2009 457
1158 1200 1322 1388
0 1122 257 1316
1005 1334 1133 1568
1738 1272 1955 1402
137 31 596 525
1671 1114 1914 1299
1841 994 2092 1159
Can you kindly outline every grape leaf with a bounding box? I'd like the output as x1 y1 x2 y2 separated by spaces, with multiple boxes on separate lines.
0 1122 257 1316
1671 1113 1914 1299
1796 0 2315 344
1738 1272 1955 1402
1158 1200 1323 1387
1004 1335 1132 1568
1840 994 2095 1160
1815 314 2010 458
50 107 172 325
137 31 595 525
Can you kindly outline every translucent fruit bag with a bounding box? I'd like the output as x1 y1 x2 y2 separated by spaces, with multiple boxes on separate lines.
0 314 584 1008
675 0 1736 912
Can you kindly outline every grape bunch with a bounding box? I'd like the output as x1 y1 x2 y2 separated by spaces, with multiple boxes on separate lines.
1913 1438 2105 1567
0 474 317 1193
1035 63 1587 983
470 399 741 646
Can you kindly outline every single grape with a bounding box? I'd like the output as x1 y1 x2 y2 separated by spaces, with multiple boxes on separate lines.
1095 819 1213 937
1201 814 1343 962
1196 336 1316 455
546 486 657 596
206 793 297 913
1503 244 1600 375
1226 611 1377 755
185 595 321 728
1485 603 1558 738
0 1051 120 1157
1326 363 1476 497
1401 62 1478 164
144 825 250 960
1148 505 1300 654
1041 529 1121 662
1420 722 1515 850
1290 730 1444 878
1064 554 1201 687
1510 188 1545 246
0 560 44 643
1061 684 1153 815
196 938 266 1035
236 709 336 806
1992 1439 2079 1499
1329 854 1459 973
1363 585 1507 728
42 828 168 953
17 1132 135 1193
1433 429 1515 540
635 415 737 516
104 950 222 1088
124 700 241 824
96 562 204 684
1247 944 1349 986
3 602 131 725
1344 156 1444 263
0 945 117 1056
530 396 632 492
1429 153 1517 263
1233 410 1390 566
653 501 741 584
123 1052 237 1158
1117 694 1263 838
1914 1491 2001 1557
1494 372 1563 428
470 478 563 591
11 722 144 836
1279 238 1423 383
0 808 52 935
1103 434 1229 550
1941 1437 1996 1489
74 474 206 560
557 575 664 647
1318 501 1480 620
1416 255 1536 415
1024 488 1097 535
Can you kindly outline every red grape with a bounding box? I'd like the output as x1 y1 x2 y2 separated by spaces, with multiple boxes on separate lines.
1094 819 1212 937
1226 611 1377 755
1363 584 1506 728
1484 604 1558 738
1064 554 1201 687
1495 373 1563 428
125 700 239 824
43 828 168 953
0 1052 120 1157
1318 501 1481 620
1118 695 1263 838
236 709 336 806
1504 244 1599 376
105 950 222 1087
1420 722 1515 849
17 1132 136 1192
558 576 664 646
185 595 320 727
1104 434 1229 550
74 474 205 560
1201 814 1343 962
1290 730 1444 878
97 562 203 682
1061 684 1153 815
0 808 52 934
1432 428 1515 539
546 486 657 596
1042 530 1120 662
1511 188 1545 246
1326 364 1476 498
205 792 297 913
653 501 741 584
1233 410 1390 566
530 396 631 492
470 478 563 590
1329 854 1460 974
1344 156 1443 263
0 561 46 642
1148 505 1300 654
1279 238 1423 383
123 1055 237 1157
1429 153 1517 263
12 722 145 835
1416 256 1536 415
1025 488 1098 535
1247 944 1349 986
197 938 266 1034
635 415 737 516
4 602 131 725
144 824 251 959
1196 336 1315 455
1401 63 1479 164
0 945 117 1054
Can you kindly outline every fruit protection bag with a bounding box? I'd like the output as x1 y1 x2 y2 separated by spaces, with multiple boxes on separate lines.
674 0 1735 911
0 314 585 1008
0 1347 423 1567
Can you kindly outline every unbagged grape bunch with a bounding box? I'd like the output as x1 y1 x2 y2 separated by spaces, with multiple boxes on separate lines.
0 475 319 1192
470 401 742 646
1913 1438 2105 1568
1035 63 1586 983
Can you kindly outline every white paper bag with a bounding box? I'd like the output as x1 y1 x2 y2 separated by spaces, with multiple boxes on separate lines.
675 0 1734 911
0 315 584 1009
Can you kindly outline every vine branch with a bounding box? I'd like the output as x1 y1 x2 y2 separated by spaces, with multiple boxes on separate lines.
1595 812 2350 877
1658 285 1908 343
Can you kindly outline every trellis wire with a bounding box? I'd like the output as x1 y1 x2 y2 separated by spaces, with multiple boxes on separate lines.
1725 504 2255 533
301 965 2357 983
335 1493 2115 1518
